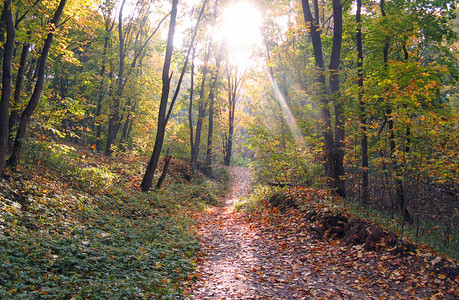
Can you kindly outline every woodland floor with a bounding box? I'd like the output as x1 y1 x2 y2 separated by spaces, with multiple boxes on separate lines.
186 167 458 299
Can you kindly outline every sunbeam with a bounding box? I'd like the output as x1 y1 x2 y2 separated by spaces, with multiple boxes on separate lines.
267 70 307 151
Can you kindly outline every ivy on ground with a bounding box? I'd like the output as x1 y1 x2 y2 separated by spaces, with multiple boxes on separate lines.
0 140 226 299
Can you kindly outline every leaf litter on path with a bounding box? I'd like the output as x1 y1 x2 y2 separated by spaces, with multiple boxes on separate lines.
187 168 458 299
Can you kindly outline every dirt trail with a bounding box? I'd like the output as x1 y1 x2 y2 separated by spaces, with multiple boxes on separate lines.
188 167 364 299
189 167 260 298
187 167 458 299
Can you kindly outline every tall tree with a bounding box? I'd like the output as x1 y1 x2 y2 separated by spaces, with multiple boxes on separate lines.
356 0 368 205
0 0 15 176
95 0 115 152
191 37 212 171
205 44 224 169
141 0 207 191
301 0 346 197
7 39 30 150
379 0 409 221
8 0 67 169
105 0 127 155
141 0 177 191
105 1 169 155
224 67 244 166
189 46 196 165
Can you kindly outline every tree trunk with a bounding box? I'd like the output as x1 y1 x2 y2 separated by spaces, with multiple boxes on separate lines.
141 0 206 190
8 0 67 169
224 88 236 166
105 0 127 156
192 104 205 170
205 45 223 169
120 110 131 146
329 0 345 197
206 94 214 169
224 70 242 166
0 8 5 75
301 0 333 177
0 0 15 176
95 23 112 152
141 0 178 191
356 0 369 205
189 47 195 163
155 149 171 190
8 41 29 150
191 39 211 171
380 0 409 222
301 0 345 197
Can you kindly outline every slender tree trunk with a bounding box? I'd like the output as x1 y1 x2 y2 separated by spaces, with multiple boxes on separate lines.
25 51 37 93
205 45 223 169
141 0 206 190
0 0 15 176
95 28 112 152
301 0 333 177
126 116 134 141
356 0 369 205
105 0 126 156
8 0 66 169
8 41 29 150
191 64 209 170
224 69 243 166
224 87 236 166
95 93 104 151
189 47 195 162
329 0 345 197
379 0 409 221
141 0 178 191
301 0 345 197
192 104 205 169
155 149 171 190
120 107 133 145
191 38 212 170
206 95 214 169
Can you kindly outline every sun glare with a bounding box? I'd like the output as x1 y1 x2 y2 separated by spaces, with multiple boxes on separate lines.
217 1 263 70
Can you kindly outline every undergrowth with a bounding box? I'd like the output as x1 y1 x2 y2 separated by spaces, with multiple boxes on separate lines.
0 139 228 299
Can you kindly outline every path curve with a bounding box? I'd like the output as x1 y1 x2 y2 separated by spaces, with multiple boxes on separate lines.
188 167 369 299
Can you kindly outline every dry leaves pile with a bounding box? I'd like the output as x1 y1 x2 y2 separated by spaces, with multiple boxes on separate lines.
186 168 458 299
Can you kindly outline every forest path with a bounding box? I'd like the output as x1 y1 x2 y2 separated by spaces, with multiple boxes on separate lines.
187 168 458 299
187 167 368 299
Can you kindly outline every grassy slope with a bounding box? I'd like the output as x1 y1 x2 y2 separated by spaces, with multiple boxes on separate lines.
0 140 228 299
